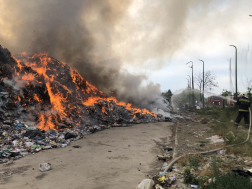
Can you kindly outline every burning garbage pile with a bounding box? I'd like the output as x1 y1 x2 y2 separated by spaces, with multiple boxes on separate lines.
0 45 161 130
0 45 169 163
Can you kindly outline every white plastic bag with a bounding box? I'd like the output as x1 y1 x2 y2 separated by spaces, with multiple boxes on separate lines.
136 179 154 189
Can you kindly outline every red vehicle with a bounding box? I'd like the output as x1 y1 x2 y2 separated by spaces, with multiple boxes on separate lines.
208 96 223 105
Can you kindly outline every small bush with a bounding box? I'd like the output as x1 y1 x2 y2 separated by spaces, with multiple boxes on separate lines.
182 166 199 185
189 156 200 170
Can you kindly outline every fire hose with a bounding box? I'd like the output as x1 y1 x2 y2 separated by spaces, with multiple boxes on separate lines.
164 108 252 172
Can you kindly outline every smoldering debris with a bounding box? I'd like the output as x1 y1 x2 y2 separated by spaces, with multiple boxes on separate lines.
0 44 177 166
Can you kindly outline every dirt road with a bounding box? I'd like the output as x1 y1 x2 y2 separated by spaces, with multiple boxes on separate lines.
0 122 173 189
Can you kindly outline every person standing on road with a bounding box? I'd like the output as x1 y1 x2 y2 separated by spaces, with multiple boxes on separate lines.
234 94 250 128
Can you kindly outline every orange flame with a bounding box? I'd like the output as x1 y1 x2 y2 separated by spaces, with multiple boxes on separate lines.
11 52 156 130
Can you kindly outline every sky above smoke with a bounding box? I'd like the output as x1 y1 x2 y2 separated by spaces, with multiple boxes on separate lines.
0 0 252 108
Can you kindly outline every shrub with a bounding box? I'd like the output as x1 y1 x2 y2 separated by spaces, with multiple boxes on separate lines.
182 166 199 185
189 156 200 170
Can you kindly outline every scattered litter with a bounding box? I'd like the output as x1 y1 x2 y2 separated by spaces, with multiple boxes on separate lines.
231 168 252 177
39 162 51 172
158 176 166 183
157 155 172 161
190 184 198 188
62 144 67 148
136 179 154 189
3 159 13 166
161 162 168 170
73 145 81 148
153 173 176 188
65 132 77 139
158 172 168 176
247 169 252 173
164 146 173 151
206 135 224 143
155 184 164 189
219 150 226 156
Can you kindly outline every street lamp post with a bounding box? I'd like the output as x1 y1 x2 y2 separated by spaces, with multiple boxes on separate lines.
230 45 237 100
186 61 194 107
186 78 190 88
199 59 205 108
187 75 191 105
187 75 191 88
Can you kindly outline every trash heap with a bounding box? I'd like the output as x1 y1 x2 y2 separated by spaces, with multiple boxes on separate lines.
0 123 109 164
0 94 110 164
0 45 172 131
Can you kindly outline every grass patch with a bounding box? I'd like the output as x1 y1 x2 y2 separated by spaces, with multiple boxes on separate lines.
204 173 252 189
189 155 201 170
195 148 204 151
198 140 209 143
226 141 252 157
185 157 251 188
178 154 203 168
211 122 230 136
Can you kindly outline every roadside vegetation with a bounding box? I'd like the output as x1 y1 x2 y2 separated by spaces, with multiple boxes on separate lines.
179 155 251 188
178 106 252 188
195 105 252 157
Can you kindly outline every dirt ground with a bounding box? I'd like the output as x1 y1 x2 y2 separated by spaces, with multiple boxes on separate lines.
175 118 223 157
0 122 174 189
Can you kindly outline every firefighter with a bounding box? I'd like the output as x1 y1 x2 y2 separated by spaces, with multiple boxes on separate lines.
234 94 250 128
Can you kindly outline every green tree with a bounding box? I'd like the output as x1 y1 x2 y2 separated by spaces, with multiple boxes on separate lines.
172 88 202 107
221 89 232 97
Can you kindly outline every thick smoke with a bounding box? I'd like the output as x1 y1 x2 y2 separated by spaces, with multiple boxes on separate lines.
0 0 212 110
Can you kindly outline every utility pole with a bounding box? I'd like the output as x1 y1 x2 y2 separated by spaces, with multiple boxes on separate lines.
199 59 204 108
186 61 194 107
230 45 237 100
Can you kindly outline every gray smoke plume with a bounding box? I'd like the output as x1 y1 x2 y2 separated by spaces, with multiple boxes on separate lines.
0 0 212 110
